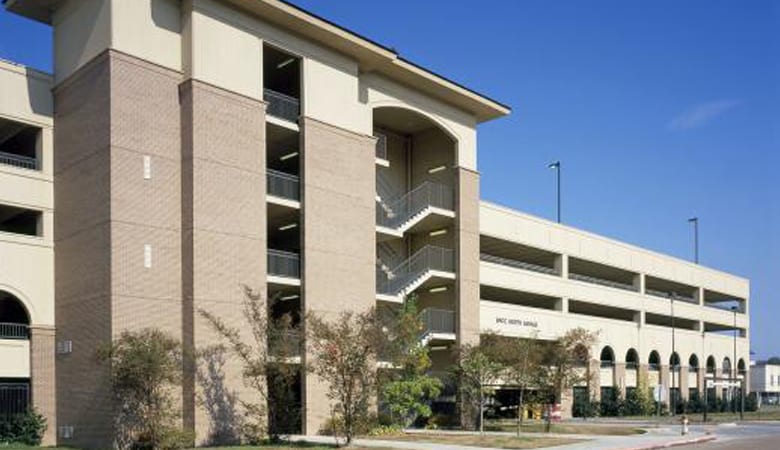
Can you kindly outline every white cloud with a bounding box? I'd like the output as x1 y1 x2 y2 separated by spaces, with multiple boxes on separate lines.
667 99 741 131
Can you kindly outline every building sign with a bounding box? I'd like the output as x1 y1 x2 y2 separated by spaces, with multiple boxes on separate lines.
495 317 538 328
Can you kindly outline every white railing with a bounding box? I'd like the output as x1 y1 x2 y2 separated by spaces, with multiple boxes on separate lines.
264 88 300 122
377 245 454 296
268 249 300 279
0 151 38 171
376 182 454 229
480 253 558 276
267 169 300 201
421 308 455 335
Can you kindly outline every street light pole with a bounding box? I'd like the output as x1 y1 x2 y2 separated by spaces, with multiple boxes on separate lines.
731 305 739 417
671 292 677 416
548 161 561 223
688 217 699 264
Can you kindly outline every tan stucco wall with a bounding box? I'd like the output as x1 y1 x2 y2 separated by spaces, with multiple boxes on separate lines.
300 117 376 434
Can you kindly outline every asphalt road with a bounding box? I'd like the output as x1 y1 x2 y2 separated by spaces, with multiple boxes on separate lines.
687 423 780 449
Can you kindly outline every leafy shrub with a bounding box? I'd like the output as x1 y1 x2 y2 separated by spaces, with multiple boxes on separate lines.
0 409 47 446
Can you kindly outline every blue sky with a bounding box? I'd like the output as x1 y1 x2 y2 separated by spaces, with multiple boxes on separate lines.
1 1 777 357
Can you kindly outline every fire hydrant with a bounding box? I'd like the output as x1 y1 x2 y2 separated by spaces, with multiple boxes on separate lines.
680 415 689 436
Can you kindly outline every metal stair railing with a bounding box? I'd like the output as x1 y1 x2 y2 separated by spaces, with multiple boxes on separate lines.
377 245 454 296
264 88 300 122
268 249 300 279
267 169 300 201
420 308 455 335
376 181 454 229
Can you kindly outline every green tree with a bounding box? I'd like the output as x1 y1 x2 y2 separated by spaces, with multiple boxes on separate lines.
767 356 780 365
98 328 192 450
535 328 598 431
199 286 300 443
451 342 505 433
306 308 385 446
481 332 542 435
380 297 442 427
623 371 654 416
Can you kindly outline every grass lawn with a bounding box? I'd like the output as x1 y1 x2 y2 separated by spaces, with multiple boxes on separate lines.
2 444 395 450
368 433 583 449
618 407 780 424
485 420 646 435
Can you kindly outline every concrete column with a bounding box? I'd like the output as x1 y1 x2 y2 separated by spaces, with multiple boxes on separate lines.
696 287 704 306
615 363 627 398
634 310 645 326
680 365 690 401
455 167 480 347
555 297 569 312
555 254 568 277
30 326 56 446
634 273 644 293
589 359 601 401
660 364 671 405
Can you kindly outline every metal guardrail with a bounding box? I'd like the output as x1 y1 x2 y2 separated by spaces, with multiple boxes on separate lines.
645 288 696 303
569 272 638 292
0 382 29 417
377 245 454 296
268 249 300 279
0 322 29 340
267 169 300 201
479 253 559 276
376 182 454 229
264 88 300 122
0 151 38 171
374 132 388 160
421 308 455 335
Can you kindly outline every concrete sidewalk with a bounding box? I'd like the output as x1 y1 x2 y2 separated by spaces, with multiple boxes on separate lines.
290 427 717 450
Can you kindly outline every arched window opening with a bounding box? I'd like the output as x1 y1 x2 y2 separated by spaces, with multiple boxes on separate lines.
600 346 615 368
706 356 716 374
670 352 681 372
649 350 661 371
0 291 30 340
626 348 639 370
689 354 699 371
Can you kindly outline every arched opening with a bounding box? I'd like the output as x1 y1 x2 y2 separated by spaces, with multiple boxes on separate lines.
600 346 615 368
689 354 700 371
626 348 639 369
0 290 31 416
669 352 681 372
372 106 457 210
649 350 661 371
706 356 716 374
688 354 700 400
723 357 732 375
738 359 747 376
0 290 30 339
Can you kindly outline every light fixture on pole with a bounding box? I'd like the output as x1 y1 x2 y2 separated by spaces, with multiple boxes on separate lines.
688 217 699 264
548 161 561 223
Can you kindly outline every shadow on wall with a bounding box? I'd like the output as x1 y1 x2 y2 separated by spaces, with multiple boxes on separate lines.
197 345 242 446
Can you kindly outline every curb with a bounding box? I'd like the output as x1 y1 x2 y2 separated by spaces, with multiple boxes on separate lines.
622 434 717 450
